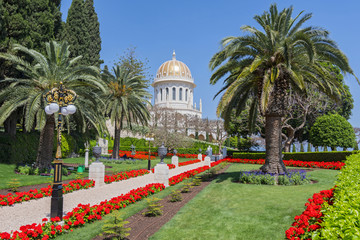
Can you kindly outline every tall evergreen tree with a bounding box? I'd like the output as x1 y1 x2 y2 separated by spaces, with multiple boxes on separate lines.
62 0 88 62
63 0 102 67
84 0 103 67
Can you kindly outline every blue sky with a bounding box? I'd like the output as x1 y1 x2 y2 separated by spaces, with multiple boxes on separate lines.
61 0 360 127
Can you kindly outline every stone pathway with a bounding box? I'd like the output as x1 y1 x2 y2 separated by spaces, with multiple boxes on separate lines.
0 162 206 233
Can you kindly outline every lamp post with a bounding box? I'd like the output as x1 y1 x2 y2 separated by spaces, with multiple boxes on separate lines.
145 134 154 170
44 82 77 220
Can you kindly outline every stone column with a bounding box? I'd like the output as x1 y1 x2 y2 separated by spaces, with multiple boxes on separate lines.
84 149 89 168
171 155 179 167
154 163 170 187
89 162 105 187
204 156 211 167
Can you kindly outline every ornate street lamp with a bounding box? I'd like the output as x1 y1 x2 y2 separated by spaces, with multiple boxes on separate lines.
158 143 167 164
44 82 77 220
145 134 154 170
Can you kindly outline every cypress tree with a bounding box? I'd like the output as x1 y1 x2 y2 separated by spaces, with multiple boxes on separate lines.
84 0 103 67
300 142 304 152
62 0 88 63
307 142 312 152
292 143 296 153
63 0 102 67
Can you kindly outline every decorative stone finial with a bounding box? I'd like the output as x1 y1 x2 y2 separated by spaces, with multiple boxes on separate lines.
172 50 176 60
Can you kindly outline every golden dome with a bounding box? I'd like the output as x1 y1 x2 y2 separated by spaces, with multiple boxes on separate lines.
155 51 192 80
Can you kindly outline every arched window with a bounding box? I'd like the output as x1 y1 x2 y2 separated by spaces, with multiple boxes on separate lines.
172 87 176 100
160 88 163 101
185 89 188 101
179 88 183 101
166 88 169 100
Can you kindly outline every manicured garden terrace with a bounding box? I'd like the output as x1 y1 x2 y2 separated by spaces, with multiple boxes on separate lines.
9 162 337 240
150 163 338 240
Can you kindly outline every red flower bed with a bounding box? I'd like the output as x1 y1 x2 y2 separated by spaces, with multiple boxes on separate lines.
104 169 150 184
0 179 94 207
285 188 334 239
169 166 210 186
0 183 165 240
226 158 345 170
151 164 176 173
178 159 201 167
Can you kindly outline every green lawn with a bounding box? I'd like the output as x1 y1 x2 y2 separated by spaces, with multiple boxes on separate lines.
0 156 196 189
150 164 338 240
0 164 87 190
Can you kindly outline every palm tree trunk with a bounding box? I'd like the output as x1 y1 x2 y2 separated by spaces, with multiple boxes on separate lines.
260 114 287 174
35 114 55 170
112 118 121 159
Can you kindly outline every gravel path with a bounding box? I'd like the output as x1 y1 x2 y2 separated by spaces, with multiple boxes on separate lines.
0 161 206 233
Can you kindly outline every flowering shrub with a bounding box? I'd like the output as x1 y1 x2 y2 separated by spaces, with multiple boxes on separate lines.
239 170 310 185
104 169 150 184
169 166 210 186
0 179 94 207
0 183 165 240
226 158 345 170
285 188 334 239
178 159 201 167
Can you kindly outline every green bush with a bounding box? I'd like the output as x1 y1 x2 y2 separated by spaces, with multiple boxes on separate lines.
232 151 358 162
310 113 356 150
314 153 360 238
0 132 40 164
57 133 76 157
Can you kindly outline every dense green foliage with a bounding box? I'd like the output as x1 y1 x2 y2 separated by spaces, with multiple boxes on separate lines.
62 0 102 67
0 132 39 164
314 153 360 238
309 114 356 150
232 151 358 162
0 0 62 53
0 132 77 164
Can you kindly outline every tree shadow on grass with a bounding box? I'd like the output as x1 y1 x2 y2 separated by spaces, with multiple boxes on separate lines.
213 171 240 183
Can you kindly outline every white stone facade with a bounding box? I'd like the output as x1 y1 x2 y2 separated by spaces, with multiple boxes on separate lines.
152 51 202 118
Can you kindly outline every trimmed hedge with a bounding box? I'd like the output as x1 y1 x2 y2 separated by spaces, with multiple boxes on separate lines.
0 132 77 164
315 153 360 238
0 132 39 164
232 151 359 162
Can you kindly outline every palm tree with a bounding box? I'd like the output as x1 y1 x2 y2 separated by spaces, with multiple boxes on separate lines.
209 4 357 174
0 41 105 169
102 65 151 159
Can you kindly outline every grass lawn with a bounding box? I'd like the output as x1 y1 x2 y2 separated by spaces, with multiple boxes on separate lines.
55 179 188 240
0 164 87 190
150 163 338 240
0 156 196 189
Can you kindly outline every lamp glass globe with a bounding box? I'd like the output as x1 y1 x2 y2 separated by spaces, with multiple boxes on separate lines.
45 105 53 115
61 107 69 116
66 104 77 114
49 102 59 113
